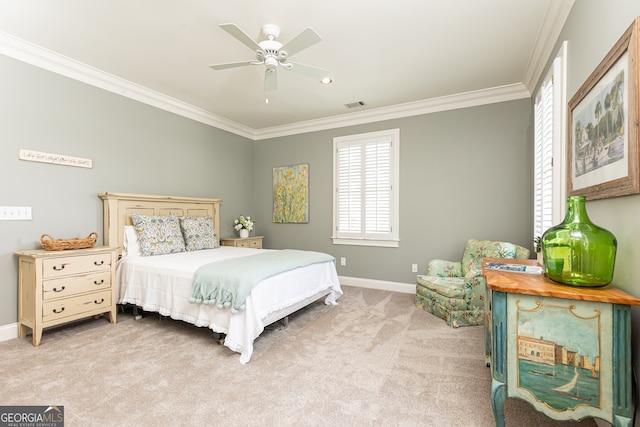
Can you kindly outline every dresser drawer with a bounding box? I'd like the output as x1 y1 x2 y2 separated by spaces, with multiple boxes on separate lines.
42 271 111 300
42 290 112 322
42 253 112 279
236 239 261 248
220 236 263 249
17 246 118 346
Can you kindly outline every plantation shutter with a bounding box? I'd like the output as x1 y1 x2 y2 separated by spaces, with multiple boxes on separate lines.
534 73 554 240
337 144 362 234
336 138 392 239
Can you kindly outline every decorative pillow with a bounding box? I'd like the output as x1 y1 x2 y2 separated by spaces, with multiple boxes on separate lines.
122 225 141 257
131 213 186 256
179 215 219 251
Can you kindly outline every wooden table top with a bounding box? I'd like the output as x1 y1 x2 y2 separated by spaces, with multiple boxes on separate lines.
482 257 640 306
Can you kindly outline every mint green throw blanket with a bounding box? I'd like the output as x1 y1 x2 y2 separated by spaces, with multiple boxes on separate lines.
189 249 335 313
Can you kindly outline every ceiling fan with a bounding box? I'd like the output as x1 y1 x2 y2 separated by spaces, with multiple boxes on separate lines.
209 23 329 91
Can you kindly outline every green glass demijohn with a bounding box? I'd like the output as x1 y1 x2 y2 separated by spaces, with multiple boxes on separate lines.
541 195 617 287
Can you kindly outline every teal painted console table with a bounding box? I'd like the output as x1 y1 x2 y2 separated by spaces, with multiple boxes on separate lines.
483 258 640 426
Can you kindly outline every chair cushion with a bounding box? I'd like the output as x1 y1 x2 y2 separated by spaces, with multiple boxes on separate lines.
416 275 466 298
461 239 517 275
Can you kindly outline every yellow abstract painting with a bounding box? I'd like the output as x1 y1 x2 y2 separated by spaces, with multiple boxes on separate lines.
273 164 309 223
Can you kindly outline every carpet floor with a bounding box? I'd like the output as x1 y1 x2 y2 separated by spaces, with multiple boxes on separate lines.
0 285 598 426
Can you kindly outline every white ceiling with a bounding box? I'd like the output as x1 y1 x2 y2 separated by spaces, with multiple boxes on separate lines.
0 1 574 139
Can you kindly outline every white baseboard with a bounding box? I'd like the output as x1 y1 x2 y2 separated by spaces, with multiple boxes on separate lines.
339 276 415 294
0 322 18 342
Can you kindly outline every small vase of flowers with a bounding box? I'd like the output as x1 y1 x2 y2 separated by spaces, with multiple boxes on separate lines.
234 215 255 238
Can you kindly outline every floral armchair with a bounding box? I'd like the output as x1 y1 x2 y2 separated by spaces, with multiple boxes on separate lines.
415 239 530 328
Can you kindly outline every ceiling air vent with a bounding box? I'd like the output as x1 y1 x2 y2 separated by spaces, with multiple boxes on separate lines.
345 101 366 109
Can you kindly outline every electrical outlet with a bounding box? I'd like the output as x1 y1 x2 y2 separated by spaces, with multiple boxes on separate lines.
411 264 418 273
0 206 32 220
340 257 346 266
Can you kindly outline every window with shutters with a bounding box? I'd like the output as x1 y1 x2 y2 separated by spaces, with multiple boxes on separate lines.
332 129 400 247
534 42 567 244
534 72 554 240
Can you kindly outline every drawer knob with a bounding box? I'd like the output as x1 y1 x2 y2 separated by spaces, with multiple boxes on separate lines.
94 261 104 266
52 264 66 271
52 307 65 314
52 286 66 293
93 279 104 285
94 298 105 305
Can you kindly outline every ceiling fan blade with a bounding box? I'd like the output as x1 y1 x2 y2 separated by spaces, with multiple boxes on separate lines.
219 23 262 52
264 69 278 92
286 62 329 80
280 27 321 57
209 60 255 70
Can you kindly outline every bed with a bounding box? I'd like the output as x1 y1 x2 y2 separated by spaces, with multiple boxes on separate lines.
99 192 342 363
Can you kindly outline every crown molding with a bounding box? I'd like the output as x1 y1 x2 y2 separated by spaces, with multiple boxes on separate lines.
0 30 255 140
253 83 530 140
522 0 575 92
0 30 531 142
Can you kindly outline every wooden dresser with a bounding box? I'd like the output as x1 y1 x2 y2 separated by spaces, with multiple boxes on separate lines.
219 236 263 249
483 258 640 426
16 246 118 346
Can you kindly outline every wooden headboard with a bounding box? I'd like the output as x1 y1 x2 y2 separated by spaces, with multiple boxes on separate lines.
99 192 223 255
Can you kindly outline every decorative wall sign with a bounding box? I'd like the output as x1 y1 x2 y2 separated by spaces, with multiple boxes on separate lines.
272 163 309 223
18 149 93 169
568 17 639 200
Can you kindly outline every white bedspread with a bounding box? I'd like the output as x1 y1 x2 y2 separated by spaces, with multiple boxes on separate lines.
116 246 342 363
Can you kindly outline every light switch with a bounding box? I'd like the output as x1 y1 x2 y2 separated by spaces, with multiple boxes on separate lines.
0 206 32 220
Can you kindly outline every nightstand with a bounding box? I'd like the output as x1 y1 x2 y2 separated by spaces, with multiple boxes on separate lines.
16 246 118 346
219 236 264 249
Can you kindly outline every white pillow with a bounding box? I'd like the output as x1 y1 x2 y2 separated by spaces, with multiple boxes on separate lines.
122 225 141 257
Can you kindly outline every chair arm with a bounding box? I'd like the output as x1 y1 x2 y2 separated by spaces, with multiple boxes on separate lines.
426 260 462 277
463 274 487 309
464 268 483 281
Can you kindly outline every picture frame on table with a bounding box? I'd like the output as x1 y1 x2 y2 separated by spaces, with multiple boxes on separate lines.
568 17 640 200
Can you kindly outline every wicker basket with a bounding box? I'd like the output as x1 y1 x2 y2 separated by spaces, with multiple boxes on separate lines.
40 232 98 251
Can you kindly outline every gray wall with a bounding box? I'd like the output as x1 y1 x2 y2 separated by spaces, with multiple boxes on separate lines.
551 0 640 422
6 6 640 420
0 54 255 326
254 100 533 284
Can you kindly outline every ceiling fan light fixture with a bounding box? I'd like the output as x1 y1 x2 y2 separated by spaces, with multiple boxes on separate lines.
265 56 279 70
210 23 327 92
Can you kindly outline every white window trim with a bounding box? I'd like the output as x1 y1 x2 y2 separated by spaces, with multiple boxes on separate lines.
332 128 400 247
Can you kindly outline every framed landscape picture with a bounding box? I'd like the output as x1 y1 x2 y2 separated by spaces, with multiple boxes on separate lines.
568 17 640 200
273 163 309 223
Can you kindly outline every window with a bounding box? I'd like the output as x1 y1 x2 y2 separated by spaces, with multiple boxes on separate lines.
533 71 554 239
332 129 399 247
533 42 567 241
